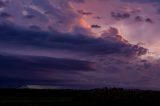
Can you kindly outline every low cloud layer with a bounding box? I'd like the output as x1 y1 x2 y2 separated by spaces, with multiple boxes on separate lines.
0 54 95 88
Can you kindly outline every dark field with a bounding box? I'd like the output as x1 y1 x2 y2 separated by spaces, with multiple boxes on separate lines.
1 88 160 105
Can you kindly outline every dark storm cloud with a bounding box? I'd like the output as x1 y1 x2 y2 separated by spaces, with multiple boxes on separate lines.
0 77 58 88
0 54 95 72
29 25 41 30
145 18 153 23
135 16 153 23
135 16 144 22
78 10 93 15
93 16 102 20
0 75 83 88
0 1 6 8
0 12 12 18
0 53 95 88
111 12 130 20
72 0 85 3
24 14 36 19
91 24 101 28
0 23 148 56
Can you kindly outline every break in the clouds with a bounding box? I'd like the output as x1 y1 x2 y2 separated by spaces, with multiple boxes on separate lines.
0 0 160 90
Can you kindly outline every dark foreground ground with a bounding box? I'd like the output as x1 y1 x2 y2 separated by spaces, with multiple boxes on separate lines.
1 88 160 105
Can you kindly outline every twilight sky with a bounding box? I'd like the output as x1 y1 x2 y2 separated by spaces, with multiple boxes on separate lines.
0 0 160 90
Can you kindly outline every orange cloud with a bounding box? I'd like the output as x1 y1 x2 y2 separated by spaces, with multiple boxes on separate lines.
79 18 90 28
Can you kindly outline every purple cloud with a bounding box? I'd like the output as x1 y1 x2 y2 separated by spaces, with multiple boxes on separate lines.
1 0 160 90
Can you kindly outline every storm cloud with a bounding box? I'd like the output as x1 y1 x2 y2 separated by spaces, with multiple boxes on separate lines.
0 54 95 72
0 23 147 56
1 0 160 90
111 12 130 20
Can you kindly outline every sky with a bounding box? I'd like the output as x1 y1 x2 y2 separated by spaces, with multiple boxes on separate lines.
0 0 160 90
